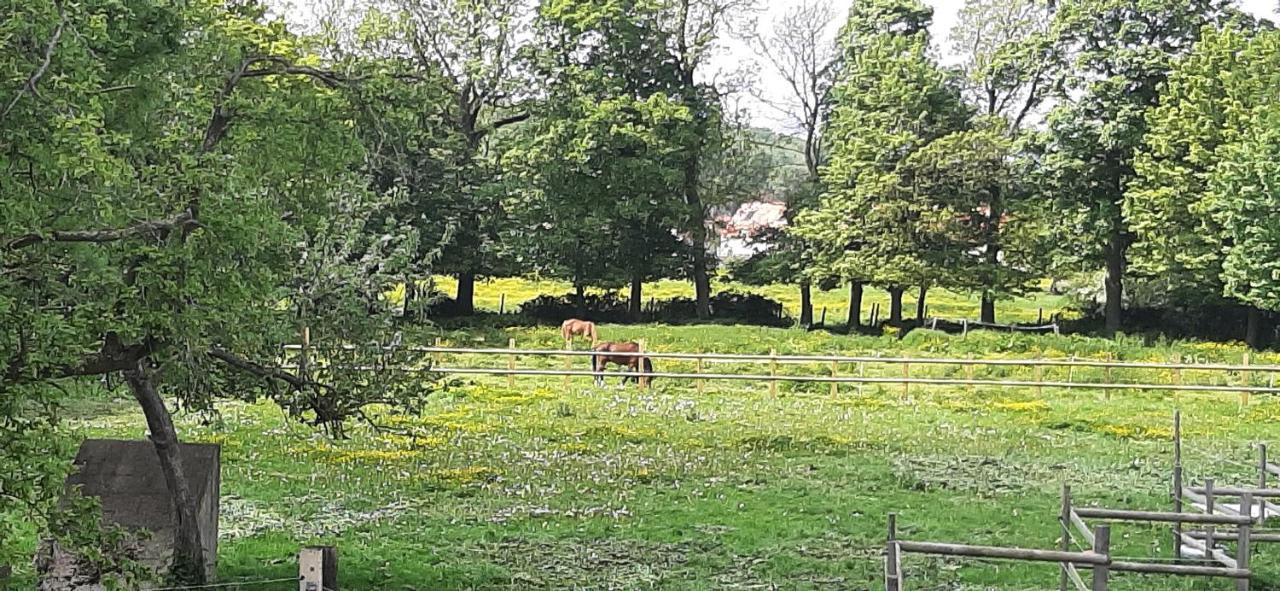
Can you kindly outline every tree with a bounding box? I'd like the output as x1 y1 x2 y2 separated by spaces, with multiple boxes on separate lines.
377 0 531 314
511 0 694 318
1127 25 1278 345
654 0 756 320
1041 0 1238 335
2 1 431 583
794 0 967 326
1211 106 1280 322
747 0 839 326
949 0 1060 323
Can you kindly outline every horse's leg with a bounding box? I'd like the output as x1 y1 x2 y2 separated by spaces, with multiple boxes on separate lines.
592 355 603 387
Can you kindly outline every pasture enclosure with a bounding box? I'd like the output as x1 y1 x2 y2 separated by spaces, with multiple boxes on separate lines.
285 341 1280 401
887 412 1280 590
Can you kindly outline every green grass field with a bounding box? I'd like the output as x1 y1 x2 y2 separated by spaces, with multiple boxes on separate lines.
426 276 1075 324
13 320 1280 590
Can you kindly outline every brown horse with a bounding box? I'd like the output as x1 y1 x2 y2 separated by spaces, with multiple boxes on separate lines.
590 341 653 388
561 318 598 347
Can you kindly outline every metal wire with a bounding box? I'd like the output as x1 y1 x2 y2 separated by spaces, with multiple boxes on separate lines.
150 577 299 590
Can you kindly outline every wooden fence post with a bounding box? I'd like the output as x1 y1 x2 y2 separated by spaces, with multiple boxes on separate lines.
1035 361 1044 397
1091 524 1110 591
507 338 516 388
1173 410 1183 561
858 360 866 396
819 307 827 326
695 355 704 395
965 354 975 392
638 340 647 388
1260 443 1269 522
1104 353 1114 401
300 325 311 379
885 513 901 591
1173 354 1183 405
830 360 838 397
1068 355 1075 385
1204 478 1216 550
901 354 910 398
1241 352 1252 408
769 348 778 397
1060 484 1072 591
499 293 506 314
1238 492 1253 591
961 318 968 336
299 546 337 591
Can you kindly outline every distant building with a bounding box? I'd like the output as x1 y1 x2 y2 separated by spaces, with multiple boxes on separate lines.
715 199 787 261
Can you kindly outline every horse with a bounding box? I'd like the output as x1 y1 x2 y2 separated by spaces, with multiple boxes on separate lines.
561 318 598 347
589 341 653 388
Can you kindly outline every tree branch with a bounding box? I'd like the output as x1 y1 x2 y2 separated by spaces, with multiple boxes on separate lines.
0 0 66 123
5 209 200 251
207 347 335 393
201 56 348 153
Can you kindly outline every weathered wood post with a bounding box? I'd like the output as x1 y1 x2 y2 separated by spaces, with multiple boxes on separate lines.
1035 360 1044 397
299 546 337 591
1260 443 1269 522
637 339 647 388
507 337 516 388
769 348 778 397
1038 308 1044 325
1173 354 1183 405
961 318 968 337
499 293 506 314
1241 352 1252 408
885 513 901 591
858 359 866 396
432 337 443 369
1104 353 1114 401
819 307 827 326
300 325 311 380
830 360 839 397
965 354 975 392
1204 478 1217 552
1060 484 1072 591
901 354 910 398
1091 524 1110 591
695 355 704 395
1237 492 1253 591
1068 355 1076 385
1173 410 1183 561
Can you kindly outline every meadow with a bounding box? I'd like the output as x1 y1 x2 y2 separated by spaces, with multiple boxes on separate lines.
15 319 1280 590
424 276 1075 324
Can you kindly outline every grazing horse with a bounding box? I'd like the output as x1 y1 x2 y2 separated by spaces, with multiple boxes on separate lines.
590 341 653 388
561 318 598 347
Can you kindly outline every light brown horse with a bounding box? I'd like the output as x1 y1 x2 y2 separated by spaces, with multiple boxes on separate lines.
590 341 653 388
561 318 598 347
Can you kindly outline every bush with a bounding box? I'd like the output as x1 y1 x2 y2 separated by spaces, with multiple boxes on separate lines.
518 292 632 323
516 290 789 326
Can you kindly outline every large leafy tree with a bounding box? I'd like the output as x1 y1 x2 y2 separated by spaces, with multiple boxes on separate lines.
745 0 839 326
949 0 1060 323
1211 104 1280 320
653 0 755 320
510 0 693 318
1126 25 1277 344
2 0 430 583
1041 0 1237 335
794 0 967 325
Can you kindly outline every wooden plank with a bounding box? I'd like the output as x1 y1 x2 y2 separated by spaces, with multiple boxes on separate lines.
1187 486 1280 498
895 541 1107 565
1064 563 1088 591
1105 561 1249 578
1060 485 1072 591
1237 493 1252 591
1070 510 1095 547
885 513 900 591
1073 507 1252 525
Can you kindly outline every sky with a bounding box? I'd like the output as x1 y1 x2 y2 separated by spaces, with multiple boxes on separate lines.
725 0 1280 133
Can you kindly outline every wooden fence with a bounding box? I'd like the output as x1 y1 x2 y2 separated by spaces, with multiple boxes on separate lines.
283 343 1280 400
886 413 1279 590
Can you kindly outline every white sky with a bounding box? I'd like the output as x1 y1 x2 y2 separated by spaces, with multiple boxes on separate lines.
725 0 1280 133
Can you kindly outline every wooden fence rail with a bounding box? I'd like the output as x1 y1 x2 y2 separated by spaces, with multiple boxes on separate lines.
282 343 1280 397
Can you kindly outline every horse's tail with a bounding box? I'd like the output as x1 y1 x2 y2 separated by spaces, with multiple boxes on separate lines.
588 323 598 343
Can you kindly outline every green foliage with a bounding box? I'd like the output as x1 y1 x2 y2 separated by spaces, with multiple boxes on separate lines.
1210 104 1280 312
796 5 968 290
1127 25 1280 308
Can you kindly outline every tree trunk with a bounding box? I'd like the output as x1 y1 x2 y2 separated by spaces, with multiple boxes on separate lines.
1103 224 1126 336
123 362 206 585
799 281 813 326
1246 306 1262 349
688 206 712 320
888 286 904 326
574 282 586 317
916 284 928 324
629 274 643 322
847 281 863 329
980 293 996 325
402 278 417 320
456 271 476 316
